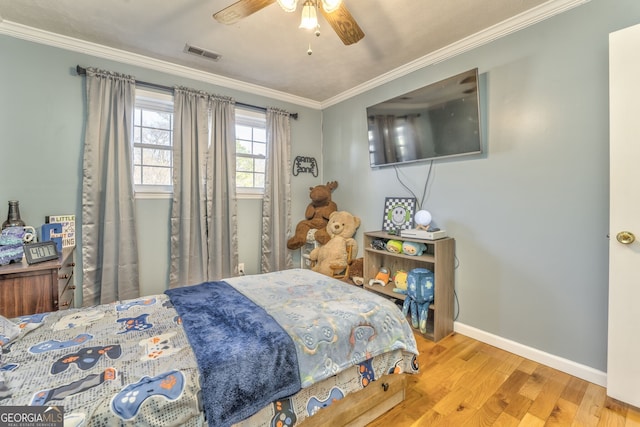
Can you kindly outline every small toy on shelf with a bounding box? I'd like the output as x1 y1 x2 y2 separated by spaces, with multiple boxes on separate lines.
368 267 390 287
402 241 427 256
370 239 387 251
402 268 435 334
385 239 403 254
392 270 408 294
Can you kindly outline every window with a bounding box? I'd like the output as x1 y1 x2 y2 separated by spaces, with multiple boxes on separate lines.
235 108 266 196
131 92 267 197
133 89 174 194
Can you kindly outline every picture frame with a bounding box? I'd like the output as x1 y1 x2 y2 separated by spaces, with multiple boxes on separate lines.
381 197 417 232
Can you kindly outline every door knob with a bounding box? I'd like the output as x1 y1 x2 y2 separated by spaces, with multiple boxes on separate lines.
616 231 636 244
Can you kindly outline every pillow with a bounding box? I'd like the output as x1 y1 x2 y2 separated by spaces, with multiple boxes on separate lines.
0 315 20 347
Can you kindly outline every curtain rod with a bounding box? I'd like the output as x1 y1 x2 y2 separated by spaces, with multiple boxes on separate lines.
75 65 298 120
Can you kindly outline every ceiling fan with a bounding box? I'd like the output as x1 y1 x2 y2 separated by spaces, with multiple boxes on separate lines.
213 0 365 46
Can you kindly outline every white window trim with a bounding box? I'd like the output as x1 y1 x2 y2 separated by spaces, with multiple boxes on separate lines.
235 107 266 198
131 96 268 200
134 185 173 199
133 89 174 198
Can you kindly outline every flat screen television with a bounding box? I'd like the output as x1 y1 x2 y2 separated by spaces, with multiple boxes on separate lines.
367 68 482 168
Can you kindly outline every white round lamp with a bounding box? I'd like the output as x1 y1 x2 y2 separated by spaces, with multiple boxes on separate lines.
415 210 432 230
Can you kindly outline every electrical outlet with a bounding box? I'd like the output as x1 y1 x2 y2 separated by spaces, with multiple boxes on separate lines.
238 263 245 275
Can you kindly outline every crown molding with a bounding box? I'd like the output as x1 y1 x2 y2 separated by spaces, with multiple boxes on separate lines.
0 20 322 110
0 0 589 110
321 0 591 108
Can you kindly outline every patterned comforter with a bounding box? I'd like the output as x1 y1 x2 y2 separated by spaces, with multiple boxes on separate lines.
0 269 418 426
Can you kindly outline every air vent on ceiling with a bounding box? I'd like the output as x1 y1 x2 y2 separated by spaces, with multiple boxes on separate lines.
184 44 222 61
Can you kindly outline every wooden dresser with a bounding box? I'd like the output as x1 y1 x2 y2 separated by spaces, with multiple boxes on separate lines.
0 246 75 318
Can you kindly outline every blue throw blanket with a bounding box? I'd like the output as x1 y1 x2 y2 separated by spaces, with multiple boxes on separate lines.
165 281 301 427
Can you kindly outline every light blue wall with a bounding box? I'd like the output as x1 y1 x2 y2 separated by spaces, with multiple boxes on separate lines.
322 0 640 372
2 0 637 373
0 36 323 300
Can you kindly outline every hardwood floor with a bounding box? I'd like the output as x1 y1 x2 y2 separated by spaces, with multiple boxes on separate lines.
368 332 640 426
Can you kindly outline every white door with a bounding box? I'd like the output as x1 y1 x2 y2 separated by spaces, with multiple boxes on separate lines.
608 22 640 407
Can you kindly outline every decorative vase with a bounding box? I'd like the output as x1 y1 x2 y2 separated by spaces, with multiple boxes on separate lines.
2 200 26 229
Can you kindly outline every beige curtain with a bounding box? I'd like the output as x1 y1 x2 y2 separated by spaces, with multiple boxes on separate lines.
207 96 239 280
170 88 238 287
169 88 210 287
81 68 140 305
261 108 293 272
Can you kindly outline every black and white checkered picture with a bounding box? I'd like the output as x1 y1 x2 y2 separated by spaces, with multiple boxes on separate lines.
381 197 416 232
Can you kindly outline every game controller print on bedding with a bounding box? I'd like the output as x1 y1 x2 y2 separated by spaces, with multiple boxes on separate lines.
51 345 122 374
116 314 153 333
52 309 104 330
110 370 185 420
29 334 93 354
31 367 117 405
271 397 298 427
139 332 183 361
3 272 419 427
116 297 157 311
0 294 202 427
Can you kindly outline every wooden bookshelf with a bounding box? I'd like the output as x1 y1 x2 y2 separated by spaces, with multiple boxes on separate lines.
363 231 455 342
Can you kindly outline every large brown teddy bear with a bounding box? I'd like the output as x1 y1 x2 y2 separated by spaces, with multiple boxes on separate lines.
287 181 338 250
309 211 361 277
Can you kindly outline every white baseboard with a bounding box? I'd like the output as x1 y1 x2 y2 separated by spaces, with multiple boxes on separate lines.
454 322 607 387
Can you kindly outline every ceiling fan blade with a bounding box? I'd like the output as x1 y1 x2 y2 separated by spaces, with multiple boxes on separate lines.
213 0 276 25
320 1 364 45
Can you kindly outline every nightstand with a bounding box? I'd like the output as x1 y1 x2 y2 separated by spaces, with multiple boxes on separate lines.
0 246 75 318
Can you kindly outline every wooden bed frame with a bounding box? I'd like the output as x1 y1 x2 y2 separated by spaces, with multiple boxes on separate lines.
300 374 407 427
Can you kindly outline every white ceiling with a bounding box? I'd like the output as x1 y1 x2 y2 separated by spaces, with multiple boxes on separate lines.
0 0 588 107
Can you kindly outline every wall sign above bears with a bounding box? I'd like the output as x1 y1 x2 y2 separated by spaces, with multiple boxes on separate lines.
292 156 318 177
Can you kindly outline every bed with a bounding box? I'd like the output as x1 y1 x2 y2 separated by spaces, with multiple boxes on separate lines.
0 268 418 426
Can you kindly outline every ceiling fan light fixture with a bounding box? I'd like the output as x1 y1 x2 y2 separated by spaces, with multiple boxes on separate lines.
276 0 298 12
299 0 318 30
321 0 341 13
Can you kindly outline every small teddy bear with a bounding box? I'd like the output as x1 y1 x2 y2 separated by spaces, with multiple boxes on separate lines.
309 211 361 277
